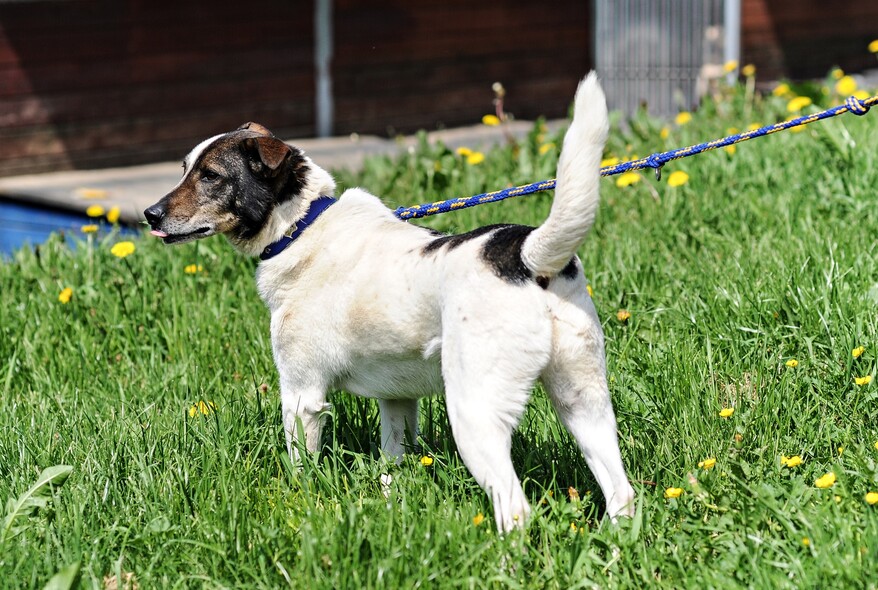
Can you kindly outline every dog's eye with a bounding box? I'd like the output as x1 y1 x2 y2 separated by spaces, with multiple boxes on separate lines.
201 170 220 182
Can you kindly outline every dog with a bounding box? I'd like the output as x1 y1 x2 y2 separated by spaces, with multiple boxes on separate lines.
144 72 634 531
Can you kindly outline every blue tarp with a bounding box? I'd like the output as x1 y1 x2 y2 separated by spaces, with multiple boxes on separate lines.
0 199 135 258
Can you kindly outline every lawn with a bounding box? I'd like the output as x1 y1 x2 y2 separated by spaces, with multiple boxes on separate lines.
2 73 878 589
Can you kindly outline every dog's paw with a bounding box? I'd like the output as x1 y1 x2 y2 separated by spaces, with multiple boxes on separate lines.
494 492 531 533
380 473 393 499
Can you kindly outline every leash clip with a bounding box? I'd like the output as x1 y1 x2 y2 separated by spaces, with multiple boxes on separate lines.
654 165 663 181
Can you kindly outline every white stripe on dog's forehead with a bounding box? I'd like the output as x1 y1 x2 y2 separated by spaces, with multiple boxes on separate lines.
183 133 224 171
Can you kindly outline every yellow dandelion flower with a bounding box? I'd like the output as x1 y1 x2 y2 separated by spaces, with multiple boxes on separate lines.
852 346 865 358
667 170 689 187
570 522 578 533
855 375 872 386
727 127 740 135
601 157 620 167
664 487 683 499
815 472 836 489
615 171 641 188
786 96 812 112
86 204 105 217
110 241 136 258
455 147 473 157
106 206 121 224
772 83 791 97
188 400 216 417
831 68 845 80
719 407 734 418
838 445 845 456
853 90 871 101
835 75 857 96
674 112 692 126
660 126 670 140
869 40 878 53
481 114 501 126
80 224 99 234
785 359 799 368
802 537 811 547
568 486 580 502
616 309 631 322
723 60 738 74
724 144 737 155
466 151 485 165
698 457 717 470
781 455 803 468
741 64 756 77
747 123 762 131
58 287 73 304
538 142 555 155
866 492 878 505
586 284 593 297
472 512 485 526
420 456 434 467
184 264 203 275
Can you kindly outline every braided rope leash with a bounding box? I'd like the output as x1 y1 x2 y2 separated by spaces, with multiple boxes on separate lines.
394 94 876 221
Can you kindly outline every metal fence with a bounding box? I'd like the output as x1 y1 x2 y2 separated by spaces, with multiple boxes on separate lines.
595 0 737 118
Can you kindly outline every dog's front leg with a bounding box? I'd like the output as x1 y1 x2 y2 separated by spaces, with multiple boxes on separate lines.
280 385 329 461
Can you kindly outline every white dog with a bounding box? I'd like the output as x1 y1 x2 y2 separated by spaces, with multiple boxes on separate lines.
144 72 635 531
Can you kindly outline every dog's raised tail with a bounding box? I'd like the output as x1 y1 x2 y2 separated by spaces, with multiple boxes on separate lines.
521 72 608 277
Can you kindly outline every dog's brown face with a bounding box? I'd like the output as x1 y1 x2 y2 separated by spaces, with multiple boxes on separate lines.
144 123 309 245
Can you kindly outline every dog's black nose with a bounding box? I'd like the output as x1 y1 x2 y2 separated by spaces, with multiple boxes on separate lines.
143 204 166 226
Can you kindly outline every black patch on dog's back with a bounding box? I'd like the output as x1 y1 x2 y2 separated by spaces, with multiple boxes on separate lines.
481 225 536 285
422 224 511 254
560 256 579 280
423 223 577 287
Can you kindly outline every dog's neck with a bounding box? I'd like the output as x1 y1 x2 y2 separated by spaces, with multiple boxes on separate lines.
229 158 336 257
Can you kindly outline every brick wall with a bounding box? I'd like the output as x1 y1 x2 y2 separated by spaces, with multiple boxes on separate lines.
0 1 874 177
0 0 315 176
742 0 878 81
331 0 591 136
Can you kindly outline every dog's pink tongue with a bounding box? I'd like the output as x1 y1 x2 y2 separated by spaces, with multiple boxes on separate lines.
150 230 168 238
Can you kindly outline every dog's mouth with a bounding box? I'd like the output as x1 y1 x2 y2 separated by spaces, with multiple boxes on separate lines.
150 227 211 244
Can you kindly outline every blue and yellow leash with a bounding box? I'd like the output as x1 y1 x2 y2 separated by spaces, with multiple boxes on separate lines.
393 94 877 221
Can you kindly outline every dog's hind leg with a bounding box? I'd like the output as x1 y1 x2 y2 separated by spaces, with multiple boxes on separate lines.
444 378 531 533
440 293 552 532
542 287 635 519
378 398 419 462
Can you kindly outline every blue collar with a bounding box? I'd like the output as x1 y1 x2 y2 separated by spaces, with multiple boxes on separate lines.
259 196 336 261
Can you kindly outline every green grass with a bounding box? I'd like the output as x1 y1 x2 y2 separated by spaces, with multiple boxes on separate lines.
3 79 878 589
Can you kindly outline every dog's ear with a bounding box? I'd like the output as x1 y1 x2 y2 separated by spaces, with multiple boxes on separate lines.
238 122 274 136
242 135 292 176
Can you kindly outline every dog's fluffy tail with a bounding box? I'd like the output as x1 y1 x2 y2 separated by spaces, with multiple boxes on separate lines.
521 72 608 277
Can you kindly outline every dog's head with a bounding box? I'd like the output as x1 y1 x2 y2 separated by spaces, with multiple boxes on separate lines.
144 122 314 249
